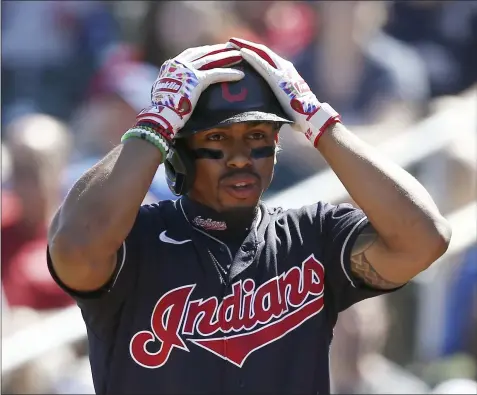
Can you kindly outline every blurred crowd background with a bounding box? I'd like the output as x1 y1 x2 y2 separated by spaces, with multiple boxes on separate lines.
1 1 476 394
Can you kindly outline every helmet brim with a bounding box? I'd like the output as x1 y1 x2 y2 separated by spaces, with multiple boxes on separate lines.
175 111 293 138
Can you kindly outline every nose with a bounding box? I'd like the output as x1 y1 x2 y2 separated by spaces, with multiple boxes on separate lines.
225 142 253 169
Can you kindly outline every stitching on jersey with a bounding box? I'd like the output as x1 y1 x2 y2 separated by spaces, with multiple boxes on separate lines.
111 241 127 288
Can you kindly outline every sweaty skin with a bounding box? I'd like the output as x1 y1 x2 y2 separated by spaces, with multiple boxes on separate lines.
187 122 279 212
47 121 278 293
350 223 403 289
316 122 451 288
225 37 451 290
48 139 163 292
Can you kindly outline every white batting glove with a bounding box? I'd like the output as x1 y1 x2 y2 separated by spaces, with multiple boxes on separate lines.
136 44 244 142
227 38 341 147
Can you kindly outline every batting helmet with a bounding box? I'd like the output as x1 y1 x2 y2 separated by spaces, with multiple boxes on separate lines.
164 62 293 196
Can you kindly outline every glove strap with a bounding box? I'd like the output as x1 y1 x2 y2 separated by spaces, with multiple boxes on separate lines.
307 103 341 147
135 105 183 142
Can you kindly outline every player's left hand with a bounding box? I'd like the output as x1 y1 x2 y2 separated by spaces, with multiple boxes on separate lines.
136 44 244 143
226 38 341 147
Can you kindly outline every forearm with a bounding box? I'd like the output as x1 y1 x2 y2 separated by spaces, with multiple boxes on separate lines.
317 123 450 262
50 139 162 256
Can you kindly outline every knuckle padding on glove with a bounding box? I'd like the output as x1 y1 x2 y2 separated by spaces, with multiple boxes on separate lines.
193 50 242 69
192 47 237 62
180 44 232 63
197 56 243 71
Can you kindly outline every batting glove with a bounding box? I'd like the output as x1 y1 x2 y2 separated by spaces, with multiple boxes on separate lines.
227 38 341 147
135 44 244 142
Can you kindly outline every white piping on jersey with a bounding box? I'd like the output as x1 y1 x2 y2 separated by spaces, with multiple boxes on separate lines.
111 241 127 288
207 249 227 285
340 216 368 289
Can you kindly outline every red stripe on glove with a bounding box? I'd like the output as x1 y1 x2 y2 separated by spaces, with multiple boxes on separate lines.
136 111 175 137
198 55 243 71
192 47 237 62
228 38 277 69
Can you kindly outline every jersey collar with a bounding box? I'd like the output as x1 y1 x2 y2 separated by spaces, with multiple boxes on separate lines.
175 197 270 282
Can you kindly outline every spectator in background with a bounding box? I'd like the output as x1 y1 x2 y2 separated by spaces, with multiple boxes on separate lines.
229 1 316 59
67 48 175 202
140 1 260 70
383 1 477 98
1 0 119 125
141 2 204 69
245 1 432 195
2 114 74 310
330 297 430 394
293 1 431 127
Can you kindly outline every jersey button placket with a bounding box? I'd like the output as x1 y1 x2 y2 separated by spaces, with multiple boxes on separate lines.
219 280 230 393
217 246 230 376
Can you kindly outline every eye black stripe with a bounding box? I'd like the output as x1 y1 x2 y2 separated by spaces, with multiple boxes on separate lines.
191 146 275 160
250 146 275 158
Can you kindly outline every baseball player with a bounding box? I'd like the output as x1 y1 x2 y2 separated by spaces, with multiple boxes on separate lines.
47 39 451 394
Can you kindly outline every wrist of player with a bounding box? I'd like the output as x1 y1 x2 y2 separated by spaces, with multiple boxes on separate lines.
135 105 185 142
121 127 169 162
298 102 341 148
120 105 185 162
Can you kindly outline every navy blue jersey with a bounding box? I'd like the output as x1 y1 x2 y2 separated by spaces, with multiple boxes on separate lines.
48 199 401 394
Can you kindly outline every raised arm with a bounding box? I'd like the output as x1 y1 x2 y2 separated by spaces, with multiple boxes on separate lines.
48 140 162 292
227 37 451 288
48 44 245 292
318 123 451 288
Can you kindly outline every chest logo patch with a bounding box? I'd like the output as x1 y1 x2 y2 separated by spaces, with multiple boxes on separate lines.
130 254 324 368
192 216 227 231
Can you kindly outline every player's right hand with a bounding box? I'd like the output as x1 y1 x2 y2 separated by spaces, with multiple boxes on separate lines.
135 44 244 142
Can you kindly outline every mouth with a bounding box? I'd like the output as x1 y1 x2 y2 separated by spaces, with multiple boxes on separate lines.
221 175 260 200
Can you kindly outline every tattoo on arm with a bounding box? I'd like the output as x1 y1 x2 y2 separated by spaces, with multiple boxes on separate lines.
350 224 404 290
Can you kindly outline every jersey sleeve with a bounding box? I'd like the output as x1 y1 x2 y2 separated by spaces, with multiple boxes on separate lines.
317 202 403 312
47 205 152 338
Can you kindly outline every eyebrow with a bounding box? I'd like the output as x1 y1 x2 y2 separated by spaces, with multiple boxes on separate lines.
207 126 232 131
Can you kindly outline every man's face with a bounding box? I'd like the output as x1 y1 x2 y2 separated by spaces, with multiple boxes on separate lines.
187 122 278 212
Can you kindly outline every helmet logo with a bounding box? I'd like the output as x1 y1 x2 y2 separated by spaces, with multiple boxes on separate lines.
221 83 248 103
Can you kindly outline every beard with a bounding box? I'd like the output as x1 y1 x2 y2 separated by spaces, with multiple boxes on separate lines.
219 205 259 230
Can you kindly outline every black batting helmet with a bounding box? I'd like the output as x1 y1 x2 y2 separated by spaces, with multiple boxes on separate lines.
164 62 293 196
